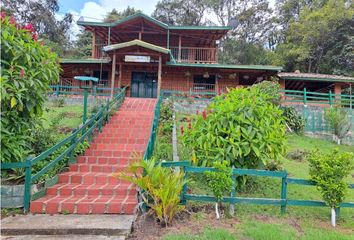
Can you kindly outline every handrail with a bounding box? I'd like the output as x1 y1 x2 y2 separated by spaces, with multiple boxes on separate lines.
1 87 127 212
49 85 122 97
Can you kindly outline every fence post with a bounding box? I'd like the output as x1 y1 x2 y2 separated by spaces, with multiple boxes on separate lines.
56 85 60 96
181 166 188 205
229 168 236 216
329 90 333 106
335 207 340 220
303 88 307 105
68 130 77 164
281 172 288 214
23 156 33 213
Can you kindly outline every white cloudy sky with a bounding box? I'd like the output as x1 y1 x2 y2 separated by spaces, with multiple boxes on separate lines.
57 0 276 40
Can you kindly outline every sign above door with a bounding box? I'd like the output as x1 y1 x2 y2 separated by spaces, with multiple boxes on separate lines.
124 55 150 63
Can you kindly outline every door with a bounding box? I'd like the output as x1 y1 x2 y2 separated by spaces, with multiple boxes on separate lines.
131 72 157 98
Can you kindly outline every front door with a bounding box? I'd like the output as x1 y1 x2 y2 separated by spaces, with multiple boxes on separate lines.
131 72 157 98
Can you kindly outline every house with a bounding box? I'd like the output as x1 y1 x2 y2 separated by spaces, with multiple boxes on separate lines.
59 13 282 98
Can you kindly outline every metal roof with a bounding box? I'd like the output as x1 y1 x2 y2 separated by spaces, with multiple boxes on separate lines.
60 58 111 64
77 12 231 31
278 72 354 83
166 62 282 71
103 40 170 54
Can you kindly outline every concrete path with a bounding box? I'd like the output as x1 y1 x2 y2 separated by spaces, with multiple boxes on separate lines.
1 214 135 239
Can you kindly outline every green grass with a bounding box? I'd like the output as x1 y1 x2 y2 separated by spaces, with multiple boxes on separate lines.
42 104 84 129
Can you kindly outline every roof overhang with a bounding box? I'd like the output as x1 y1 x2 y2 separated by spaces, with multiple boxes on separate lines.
60 58 111 64
166 62 282 72
278 73 354 83
103 40 170 55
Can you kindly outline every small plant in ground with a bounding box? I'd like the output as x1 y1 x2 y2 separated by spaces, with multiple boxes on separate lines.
281 106 305 134
286 149 310 162
324 106 351 144
115 158 186 227
308 149 353 227
52 97 66 107
205 161 233 219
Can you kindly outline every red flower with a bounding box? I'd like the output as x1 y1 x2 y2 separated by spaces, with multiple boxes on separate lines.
180 126 184 135
32 33 38 41
0 12 6 20
202 110 207 120
19 69 25 77
9 16 16 25
23 23 34 32
188 122 191 129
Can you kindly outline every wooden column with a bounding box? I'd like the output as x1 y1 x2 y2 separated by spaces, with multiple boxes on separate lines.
157 55 162 97
92 30 96 58
178 35 181 62
110 53 116 99
139 32 142 40
118 63 122 88
279 79 286 100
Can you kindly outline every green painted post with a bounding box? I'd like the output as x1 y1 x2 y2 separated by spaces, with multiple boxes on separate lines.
83 89 88 124
230 169 237 216
68 131 77 164
23 156 33 213
281 172 288 214
335 207 340 219
329 90 333 106
303 88 307 105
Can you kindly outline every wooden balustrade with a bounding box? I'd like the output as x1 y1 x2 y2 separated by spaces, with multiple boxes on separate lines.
170 47 217 64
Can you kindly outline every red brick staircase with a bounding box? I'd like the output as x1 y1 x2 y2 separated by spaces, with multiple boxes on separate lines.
30 98 156 214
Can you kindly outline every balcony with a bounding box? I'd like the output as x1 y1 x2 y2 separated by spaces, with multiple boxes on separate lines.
170 47 218 64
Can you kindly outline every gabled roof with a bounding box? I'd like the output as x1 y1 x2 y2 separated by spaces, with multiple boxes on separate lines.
103 39 170 54
77 12 231 31
278 72 354 83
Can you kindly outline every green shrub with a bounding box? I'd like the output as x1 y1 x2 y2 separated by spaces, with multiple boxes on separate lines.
286 149 309 162
1 14 60 163
252 80 281 105
116 159 186 226
308 149 353 208
281 107 305 134
324 106 351 144
183 86 286 169
52 97 66 107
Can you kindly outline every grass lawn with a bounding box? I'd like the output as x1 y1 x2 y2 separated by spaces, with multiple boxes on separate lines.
42 103 84 130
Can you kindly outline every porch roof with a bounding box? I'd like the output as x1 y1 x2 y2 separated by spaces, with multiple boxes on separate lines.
102 40 170 55
166 62 283 71
60 58 111 64
278 72 354 83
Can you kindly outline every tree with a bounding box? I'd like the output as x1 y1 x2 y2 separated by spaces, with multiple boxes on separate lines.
1 13 60 163
1 0 73 56
324 106 351 145
104 7 141 23
153 0 207 25
71 29 93 58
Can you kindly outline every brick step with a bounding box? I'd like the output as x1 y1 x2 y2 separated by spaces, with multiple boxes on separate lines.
93 138 148 144
113 111 154 116
69 163 129 173
46 183 136 196
101 125 153 129
76 156 137 165
108 119 153 124
58 172 131 185
100 128 151 134
89 143 146 151
96 132 150 139
84 149 144 157
30 195 137 214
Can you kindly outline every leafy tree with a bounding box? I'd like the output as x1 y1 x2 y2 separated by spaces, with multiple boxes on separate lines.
70 29 92 58
182 85 286 169
308 149 353 227
2 0 73 56
153 0 207 25
1 14 60 163
104 7 141 23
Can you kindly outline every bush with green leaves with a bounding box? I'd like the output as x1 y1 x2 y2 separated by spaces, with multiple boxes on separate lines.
0 13 60 163
324 106 351 145
281 106 305 134
182 86 286 169
308 149 353 227
116 158 186 227
252 80 281 105
205 161 233 219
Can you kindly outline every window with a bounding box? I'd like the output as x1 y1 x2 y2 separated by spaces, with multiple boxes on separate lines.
93 71 109 86
193 75 216 91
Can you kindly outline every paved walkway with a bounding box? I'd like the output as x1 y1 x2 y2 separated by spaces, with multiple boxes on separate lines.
30 98 156 214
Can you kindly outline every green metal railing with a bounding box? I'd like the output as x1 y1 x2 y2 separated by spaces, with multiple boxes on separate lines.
160 161 354 215
281 88 353 108
49 85 122 97
1 87 127 212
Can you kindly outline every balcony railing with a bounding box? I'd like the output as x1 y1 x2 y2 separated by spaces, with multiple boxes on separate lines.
170 47 217 64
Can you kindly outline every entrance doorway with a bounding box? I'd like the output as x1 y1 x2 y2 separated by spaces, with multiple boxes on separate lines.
131 72 157 98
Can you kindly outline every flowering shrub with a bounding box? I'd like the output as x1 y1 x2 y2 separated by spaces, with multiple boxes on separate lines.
182 86 286 169
0 13 60 163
